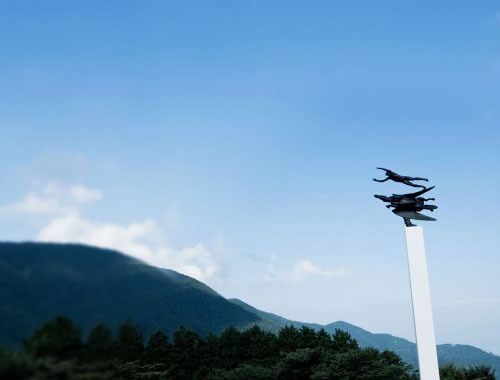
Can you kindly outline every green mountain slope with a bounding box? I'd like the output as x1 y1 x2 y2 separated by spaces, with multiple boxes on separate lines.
324 321 416 364
228 297 322 332
0 242 259 347
1 242 498 374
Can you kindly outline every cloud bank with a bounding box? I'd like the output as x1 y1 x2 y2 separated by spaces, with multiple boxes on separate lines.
0 183 222 282
1 181 349 285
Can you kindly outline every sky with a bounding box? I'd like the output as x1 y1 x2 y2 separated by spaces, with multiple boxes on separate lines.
0 0 499 354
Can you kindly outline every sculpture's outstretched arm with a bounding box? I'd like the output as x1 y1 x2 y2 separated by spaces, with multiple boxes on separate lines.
410 176 429 182
373 177 389 182
422 205 438 211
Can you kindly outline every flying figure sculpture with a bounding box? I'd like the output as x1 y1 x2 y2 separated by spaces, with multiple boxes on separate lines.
374 187 438 227
373 167 429 189
373 168 437 227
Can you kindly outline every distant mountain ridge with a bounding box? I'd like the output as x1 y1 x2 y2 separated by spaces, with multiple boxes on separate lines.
0 242 498 374
230 298 500 373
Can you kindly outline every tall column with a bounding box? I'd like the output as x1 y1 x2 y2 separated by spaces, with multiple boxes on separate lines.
405 226 440 380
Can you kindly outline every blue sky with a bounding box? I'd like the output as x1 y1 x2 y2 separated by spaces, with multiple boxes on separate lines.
1 1 500 354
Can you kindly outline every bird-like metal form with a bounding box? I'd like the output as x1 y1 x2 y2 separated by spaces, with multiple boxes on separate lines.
373 168 437 226
373 167 429 189
374 187 438 226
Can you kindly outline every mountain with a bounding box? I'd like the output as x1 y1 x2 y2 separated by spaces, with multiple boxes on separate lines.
1 242 499 374
0 242 259 347
230 298 500 374
326 322 500 373
228 297 322 332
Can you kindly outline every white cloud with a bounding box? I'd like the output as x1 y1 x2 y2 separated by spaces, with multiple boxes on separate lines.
1 182 348 285
69 185 102 203
291 259 349 281
36 212 222 282
42 182 102 204
0 193 64 215
37 213 157 259
0 183 101 216
1 182 223 282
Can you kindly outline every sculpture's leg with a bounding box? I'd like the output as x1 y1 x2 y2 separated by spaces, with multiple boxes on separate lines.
404 218 415 227
403 180 426 188
404 226 440 380
373 177 389 182
411 177 429 182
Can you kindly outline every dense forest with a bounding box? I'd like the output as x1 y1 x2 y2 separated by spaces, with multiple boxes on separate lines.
0 316 495 380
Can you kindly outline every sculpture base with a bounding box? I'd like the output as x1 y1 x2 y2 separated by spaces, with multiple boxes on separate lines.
405 226 440 380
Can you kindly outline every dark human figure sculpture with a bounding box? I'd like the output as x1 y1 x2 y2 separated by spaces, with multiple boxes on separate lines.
373 168 438 227
373 167 429 189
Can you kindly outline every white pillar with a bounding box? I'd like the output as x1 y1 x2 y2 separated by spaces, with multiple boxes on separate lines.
405 226 440 380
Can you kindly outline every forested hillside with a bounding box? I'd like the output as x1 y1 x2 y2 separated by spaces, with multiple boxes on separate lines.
1 242 498 375
1 316 495 379
0 242 258 346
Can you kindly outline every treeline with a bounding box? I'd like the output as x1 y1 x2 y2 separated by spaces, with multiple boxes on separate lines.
0 316 495 380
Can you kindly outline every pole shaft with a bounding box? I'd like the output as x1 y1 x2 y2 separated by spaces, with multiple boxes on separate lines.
405 226 440 380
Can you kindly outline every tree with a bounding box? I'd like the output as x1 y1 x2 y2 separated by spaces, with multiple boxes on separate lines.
440 363 496 380
218 326 243 369
331 329 358 352
298 326 319 349
24 316 82 360
115 320 144 362
316 329 331 349
278 325 301 352
0 347 34 380
464 365 496 380
86 323 114 361
208 364 275 380
276 348 323 380
313 347 415 380
147 329 170 363
240 325 278 364
170 325 206 378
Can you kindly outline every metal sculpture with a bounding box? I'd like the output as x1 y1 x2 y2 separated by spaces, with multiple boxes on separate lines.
373 167 429 188
373 168 437 226
374 167 441 379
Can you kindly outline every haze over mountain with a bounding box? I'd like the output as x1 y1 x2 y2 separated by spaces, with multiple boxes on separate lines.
0 242 498 373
